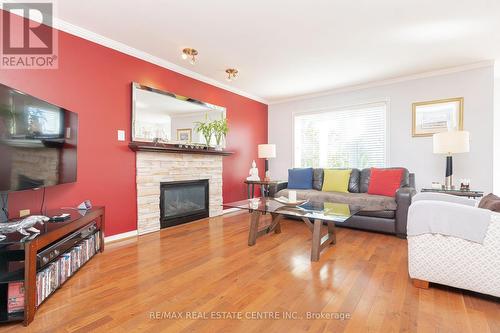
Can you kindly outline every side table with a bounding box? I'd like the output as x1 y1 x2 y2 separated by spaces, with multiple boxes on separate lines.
244 180 287 198
420 188 484 199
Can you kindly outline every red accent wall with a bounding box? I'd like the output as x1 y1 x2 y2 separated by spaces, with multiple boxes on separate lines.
1 27 268 236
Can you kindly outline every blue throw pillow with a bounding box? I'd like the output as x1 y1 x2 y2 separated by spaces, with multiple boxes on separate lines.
288 168 313 189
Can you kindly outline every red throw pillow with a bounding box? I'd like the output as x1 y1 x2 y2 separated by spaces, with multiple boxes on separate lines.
367 168 404 197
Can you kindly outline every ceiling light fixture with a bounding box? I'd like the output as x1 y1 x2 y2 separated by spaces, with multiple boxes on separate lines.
181 48 198 64
225 68 239 81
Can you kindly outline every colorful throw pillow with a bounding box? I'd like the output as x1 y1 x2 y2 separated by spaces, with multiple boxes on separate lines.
322 169 352 193
367 168 404 197
288 168 313 189
478 193 500 213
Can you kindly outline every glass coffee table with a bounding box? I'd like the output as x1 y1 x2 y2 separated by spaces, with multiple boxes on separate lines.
223 197 363 262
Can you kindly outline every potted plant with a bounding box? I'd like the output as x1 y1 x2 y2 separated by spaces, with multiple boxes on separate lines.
212 117 229 151
194 113 214 148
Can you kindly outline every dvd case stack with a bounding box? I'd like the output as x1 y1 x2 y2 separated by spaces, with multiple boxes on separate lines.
35 231 100 307
7 282 25 313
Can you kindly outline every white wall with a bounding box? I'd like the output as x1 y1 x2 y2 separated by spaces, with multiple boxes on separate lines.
269 65 494 192
494 62 500 194
170 114 202 142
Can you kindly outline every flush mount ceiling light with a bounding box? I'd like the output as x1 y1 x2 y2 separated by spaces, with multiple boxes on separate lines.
225 68 239 81
181 48 198 64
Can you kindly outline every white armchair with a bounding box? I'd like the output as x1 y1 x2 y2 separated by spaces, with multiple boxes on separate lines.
407 192 500 297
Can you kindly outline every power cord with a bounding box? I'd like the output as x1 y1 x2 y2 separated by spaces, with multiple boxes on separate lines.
0 187 46 221
0 191 8 221
40 187 46 215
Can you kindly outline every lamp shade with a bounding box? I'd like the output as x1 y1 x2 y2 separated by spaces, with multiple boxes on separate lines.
433 131 470 154
258 144 276 158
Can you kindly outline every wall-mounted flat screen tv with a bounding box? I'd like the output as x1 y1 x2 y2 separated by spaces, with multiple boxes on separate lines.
0 83 78 192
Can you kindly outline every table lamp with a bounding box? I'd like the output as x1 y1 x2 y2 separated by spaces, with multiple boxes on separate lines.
433 131 470 189
258 144 276 181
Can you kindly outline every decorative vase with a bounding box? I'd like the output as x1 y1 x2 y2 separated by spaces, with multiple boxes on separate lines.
204 136 211 149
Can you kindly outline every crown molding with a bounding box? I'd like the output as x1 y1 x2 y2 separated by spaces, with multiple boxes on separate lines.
270 60 495 105
2 5 494 106
0 4 267 103
51 18 268 105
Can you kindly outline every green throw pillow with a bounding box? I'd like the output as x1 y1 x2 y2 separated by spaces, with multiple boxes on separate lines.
322 169 352 193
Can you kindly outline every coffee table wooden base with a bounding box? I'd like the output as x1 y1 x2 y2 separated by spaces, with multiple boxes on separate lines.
248 211 282 246
301 217 336 261
247 211 336 262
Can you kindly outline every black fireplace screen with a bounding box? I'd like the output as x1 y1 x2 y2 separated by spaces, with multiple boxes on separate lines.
160 179 209 228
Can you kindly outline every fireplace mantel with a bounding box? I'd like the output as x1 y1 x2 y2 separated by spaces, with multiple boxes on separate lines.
129 141 234 156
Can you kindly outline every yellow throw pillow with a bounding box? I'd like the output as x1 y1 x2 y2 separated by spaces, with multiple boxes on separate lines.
322 169 352 193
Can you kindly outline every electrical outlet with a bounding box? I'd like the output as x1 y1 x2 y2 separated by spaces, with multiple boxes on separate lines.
117 130 125 141
19 209 30 217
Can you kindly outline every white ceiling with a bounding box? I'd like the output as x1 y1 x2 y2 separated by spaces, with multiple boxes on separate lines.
55 0 500 103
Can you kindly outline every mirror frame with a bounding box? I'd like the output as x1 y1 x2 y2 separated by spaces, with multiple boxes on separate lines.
131 82 226 143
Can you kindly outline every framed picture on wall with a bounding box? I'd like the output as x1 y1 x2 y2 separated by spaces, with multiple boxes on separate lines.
412 97 464 137
176 128 192 142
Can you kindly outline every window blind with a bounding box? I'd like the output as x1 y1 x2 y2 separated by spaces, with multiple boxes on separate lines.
294 103 387 169
27 107 62 135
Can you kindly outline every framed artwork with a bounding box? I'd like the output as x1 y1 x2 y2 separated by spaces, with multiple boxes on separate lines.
176 128 192 142
412 97 464 137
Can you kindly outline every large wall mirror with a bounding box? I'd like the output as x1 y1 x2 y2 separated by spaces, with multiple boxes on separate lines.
132 83 226 146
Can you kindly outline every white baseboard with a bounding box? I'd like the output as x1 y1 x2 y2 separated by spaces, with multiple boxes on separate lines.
222 208 242 214
104 230 138 243
105 210 240 242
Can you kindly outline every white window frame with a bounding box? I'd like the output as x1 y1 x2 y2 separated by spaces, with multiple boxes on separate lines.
291 99 391 169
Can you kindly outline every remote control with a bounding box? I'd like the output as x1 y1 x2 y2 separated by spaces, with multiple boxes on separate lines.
49 213 71 222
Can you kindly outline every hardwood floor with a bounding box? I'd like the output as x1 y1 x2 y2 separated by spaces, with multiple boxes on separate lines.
2 212 499 332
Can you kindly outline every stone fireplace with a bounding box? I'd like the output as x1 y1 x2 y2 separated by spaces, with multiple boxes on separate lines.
136 151 223 235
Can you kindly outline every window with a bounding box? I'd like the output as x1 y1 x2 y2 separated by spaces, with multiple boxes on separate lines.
27 107 62 136
294 103 387 169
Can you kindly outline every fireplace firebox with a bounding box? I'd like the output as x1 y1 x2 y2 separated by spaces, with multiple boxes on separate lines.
160 179 209 228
